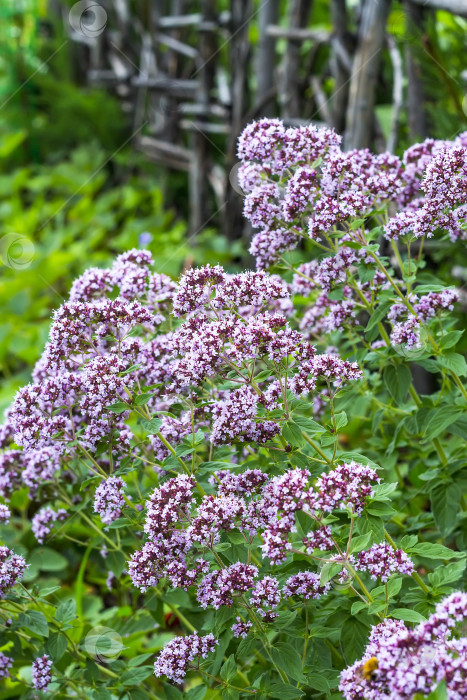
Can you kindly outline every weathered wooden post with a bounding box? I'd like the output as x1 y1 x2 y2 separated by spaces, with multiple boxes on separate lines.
344 0 391 150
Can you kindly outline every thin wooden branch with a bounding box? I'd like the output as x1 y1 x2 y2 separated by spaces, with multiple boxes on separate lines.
256 0 279 116
344 0 391 150
136 136 192 170
386 35 403 153
403 0 431 139
154 32 199 59
267 26 331 42
330 0 352 133
310 76 332 125
281 0 312 119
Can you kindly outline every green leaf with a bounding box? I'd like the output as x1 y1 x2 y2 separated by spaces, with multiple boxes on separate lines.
46 632 67 661
365 301 392 331
282 421 305 447
334 411 348 430
19 610 49 638
358 513 384 542
106 401 129 414
184 687 207 700
437 353 467 376
429 558 466 587
268 683 304 699
120 667 154 686
227 530 246 545
368 600 387 614
292 415 326 434
371 482 397 500
366 501 397 517
431 482 461 536
439 331 464 350
198 461 243 472
161 683 183 700
383 364 411 404
350 532 372 554
422 406 463 438
390 608 426 623
306 673 330 692
409 543 465 560
128 653 153 668
140 418 162 434
270 643 306 683
320 562 342 585
56 599 77 624
341 618 370 663
29 547 68 572
400 535 418 550
134 393 154 406
350 217 366 230
426 681 448 700
107 550 126 577
220 655 237 681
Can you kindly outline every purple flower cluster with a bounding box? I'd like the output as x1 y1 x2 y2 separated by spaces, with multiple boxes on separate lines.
303 525 334 552
210 386 280 445
249 575 281 619
0 504 10 523
355 542 414 582
238 120 467 269
340 592 467 699
309 461 380 516
0 652 12 679
231 617 252 638
389 290 459 349
386 144 467 242
153 632 218 685
32 507 68 543
283 571 330 599
31 654 52 691
197 563 258 609
130 461 378 608
94 477 126 525
0 546 27 597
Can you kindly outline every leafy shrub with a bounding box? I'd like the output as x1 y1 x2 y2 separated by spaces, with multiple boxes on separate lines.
0 121 466 699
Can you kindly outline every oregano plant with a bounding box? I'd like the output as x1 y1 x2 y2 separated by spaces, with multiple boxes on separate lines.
0 121 466 699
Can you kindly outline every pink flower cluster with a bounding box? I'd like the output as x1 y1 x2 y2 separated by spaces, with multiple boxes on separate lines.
237 120 467 270
0 652 12 679
0 546 27 598
32 654 53 691
130 461 379 615
340 592 467 699
94 476 126 525
32 507 68 543
355 542 414 582
153 632 218 685
389 289 459 349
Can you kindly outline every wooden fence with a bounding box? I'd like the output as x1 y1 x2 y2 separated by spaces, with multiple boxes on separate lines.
61 0 467 237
